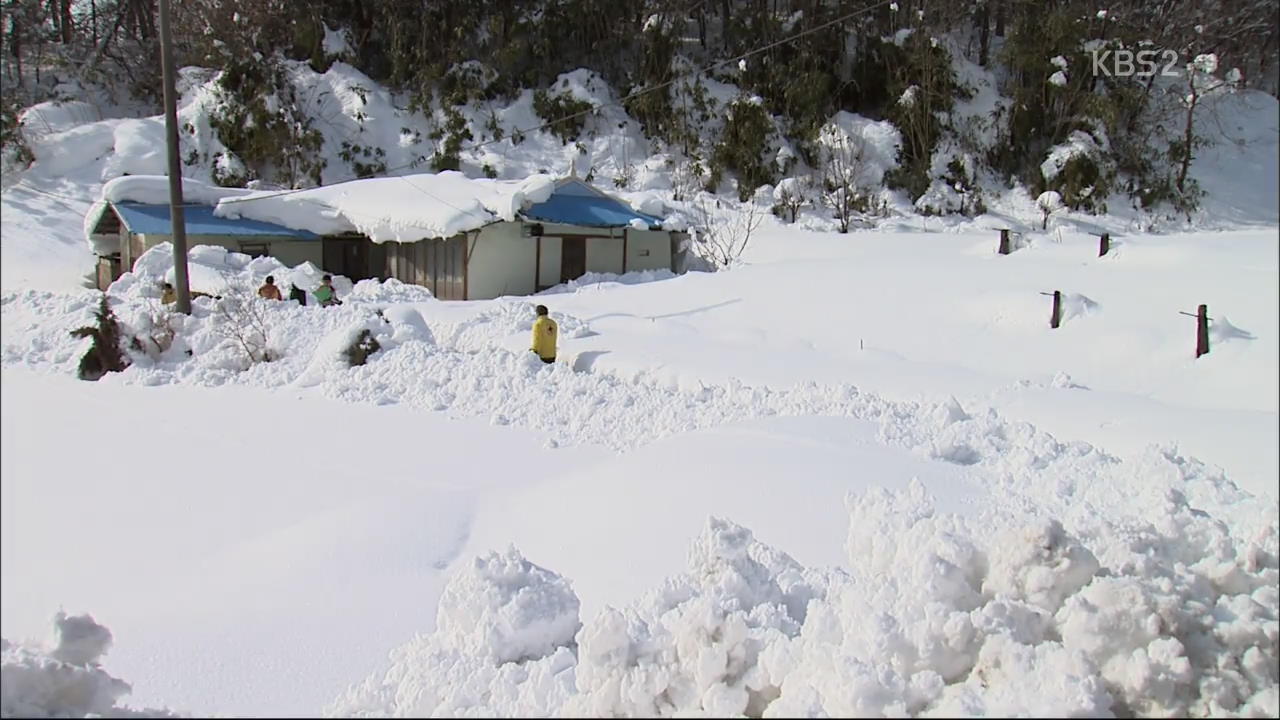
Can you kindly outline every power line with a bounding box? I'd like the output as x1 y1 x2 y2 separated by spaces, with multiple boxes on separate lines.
10 2 894 217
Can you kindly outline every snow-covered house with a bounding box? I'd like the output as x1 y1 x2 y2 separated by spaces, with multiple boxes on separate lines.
87 173 687 299
374 176 682 300
86 201 324 290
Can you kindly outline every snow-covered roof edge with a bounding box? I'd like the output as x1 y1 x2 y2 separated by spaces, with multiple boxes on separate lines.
212 172 558 243
83 175 257 251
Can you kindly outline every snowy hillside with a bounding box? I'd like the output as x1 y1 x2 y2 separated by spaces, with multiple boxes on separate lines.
2 20 1279 720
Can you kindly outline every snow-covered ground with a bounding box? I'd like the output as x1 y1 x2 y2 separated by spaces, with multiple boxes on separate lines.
1 59 1278 719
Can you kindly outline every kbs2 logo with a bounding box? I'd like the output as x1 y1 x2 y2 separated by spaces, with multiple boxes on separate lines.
1091 49 1180 78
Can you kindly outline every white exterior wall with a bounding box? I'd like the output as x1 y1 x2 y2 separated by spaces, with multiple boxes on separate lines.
537 236 562 289
623 230 672 272
586 236 624 274
466 223 536 299
267 240 324 267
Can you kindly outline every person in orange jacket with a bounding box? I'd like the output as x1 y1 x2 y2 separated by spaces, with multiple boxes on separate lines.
257 275 283 300
530 304 557 363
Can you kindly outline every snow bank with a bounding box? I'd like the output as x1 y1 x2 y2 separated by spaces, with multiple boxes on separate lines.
326 549 580 717
0 612 179 718
331 484 1278 717
538 268 676 295
816 111 902 190
2 242 431 384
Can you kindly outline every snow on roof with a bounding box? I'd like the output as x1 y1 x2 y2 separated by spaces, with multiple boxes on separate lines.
83 175 259 251
213 171 557 243
522 178 664 229
112 203 320 239
84 171 666 252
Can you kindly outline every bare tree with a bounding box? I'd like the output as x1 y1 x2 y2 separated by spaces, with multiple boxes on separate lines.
1175 54 1238 195
208 274 276 368
772 176 811 223
815 124 875 233
690 194 763 269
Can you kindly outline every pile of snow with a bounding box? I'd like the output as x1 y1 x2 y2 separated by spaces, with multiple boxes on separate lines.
331 484 1279 716
538 268 676 295
327 549 581 717
1 612 178 718
213 171 556 242
439 300 593 354
0 242 438 385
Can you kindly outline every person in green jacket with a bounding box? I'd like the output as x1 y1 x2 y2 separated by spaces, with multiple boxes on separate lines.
314 274 341 307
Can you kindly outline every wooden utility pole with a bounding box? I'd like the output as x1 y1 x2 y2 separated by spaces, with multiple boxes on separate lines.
158 0 191 314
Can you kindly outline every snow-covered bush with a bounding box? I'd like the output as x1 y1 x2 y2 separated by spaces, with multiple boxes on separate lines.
1036 190 1064 228
771 177 812 223
1040 129 1114 213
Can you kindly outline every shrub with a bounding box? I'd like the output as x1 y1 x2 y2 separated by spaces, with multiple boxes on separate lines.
711 98 775 201
70 296 130 381
344 328 382 367
532 88 595 144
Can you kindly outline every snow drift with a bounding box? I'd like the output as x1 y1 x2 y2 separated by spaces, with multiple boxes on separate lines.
0 612 178 718
329 483 1278 717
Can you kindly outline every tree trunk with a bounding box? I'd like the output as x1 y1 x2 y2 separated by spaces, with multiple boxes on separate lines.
1177 87 1197 193
720 0 731 53
994 0 1005 37
60 0 72 44
10 10 22 87
977 2 990 66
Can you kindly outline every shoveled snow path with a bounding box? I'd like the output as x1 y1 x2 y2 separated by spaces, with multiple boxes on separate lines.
2 285 1270 549
325 319 1273 550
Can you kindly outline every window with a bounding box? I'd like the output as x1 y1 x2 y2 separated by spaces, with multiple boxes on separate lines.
240 242 269 258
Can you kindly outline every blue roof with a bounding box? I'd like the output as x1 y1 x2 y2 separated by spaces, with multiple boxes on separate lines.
112 203 320 240
522 181 664 229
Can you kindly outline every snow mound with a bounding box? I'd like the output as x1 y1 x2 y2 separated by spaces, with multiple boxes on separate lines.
441 301 593 352
0 242 438 385
326 548 580 717
1210 315 1258 344
328 485 1279 717
538 268 676 295
0 612 179 718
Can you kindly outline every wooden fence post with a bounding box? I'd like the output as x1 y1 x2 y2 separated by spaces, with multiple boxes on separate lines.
1040 290 1062 328
998 228 1011 255
1196 304 1209 358
1099 232 1110 257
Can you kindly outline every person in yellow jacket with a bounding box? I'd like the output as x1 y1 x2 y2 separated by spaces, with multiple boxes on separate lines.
531 304 557 363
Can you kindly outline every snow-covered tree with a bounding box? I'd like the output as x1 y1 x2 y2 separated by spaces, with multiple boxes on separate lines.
1174 54 1241 196
815 124 874 234
771 177 812 223
1036 190 1064 229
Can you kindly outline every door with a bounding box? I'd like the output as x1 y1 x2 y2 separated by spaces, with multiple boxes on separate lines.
560 237 586 284
323 237 373 281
